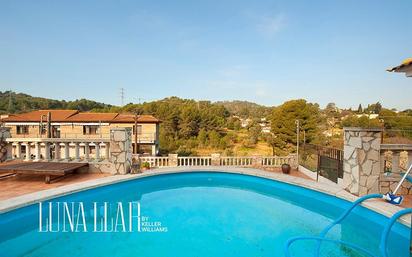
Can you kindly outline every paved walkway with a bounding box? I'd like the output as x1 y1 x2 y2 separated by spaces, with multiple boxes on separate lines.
0 173 110 201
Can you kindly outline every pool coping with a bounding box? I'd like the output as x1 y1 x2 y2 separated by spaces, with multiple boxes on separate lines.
0 167 410 227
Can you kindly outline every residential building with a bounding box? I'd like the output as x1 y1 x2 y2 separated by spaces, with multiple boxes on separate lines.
1 110 161 158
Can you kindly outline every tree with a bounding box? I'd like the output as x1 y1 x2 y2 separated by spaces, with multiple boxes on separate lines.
270 99 321 153
357 104 363 114
264 133 286 156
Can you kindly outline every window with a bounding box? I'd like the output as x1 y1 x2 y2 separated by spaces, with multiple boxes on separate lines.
16 125 29 135
133 125 142 135
83 125 99 135
39 124 47 135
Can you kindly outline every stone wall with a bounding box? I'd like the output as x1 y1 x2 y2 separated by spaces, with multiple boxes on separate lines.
109 128 132 174
0 127 11 162
380 174 412 195
342 128 382 196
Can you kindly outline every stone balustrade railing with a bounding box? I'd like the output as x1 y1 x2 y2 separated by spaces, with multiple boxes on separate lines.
134 154 296 169
380 144 412 173
178 156 212 166
6 138 111 163
379 144 412 195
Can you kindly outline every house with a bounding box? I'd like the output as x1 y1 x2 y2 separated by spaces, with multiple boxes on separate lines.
387 58 412 77
355 114 379 119
1 110 161 157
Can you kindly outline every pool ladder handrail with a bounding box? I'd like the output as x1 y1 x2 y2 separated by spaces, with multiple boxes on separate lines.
284 194 412 257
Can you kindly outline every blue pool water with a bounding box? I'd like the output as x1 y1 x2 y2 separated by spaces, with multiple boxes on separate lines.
0 172 410 257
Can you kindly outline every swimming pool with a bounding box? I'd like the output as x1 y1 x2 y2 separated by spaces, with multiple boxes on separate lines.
0 172 409 257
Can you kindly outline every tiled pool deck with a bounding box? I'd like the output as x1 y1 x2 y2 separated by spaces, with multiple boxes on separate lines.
0 167 410 227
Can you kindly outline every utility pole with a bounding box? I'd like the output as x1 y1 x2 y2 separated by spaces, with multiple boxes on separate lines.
295 120 300 166
120 88 125 106
8 91 12 112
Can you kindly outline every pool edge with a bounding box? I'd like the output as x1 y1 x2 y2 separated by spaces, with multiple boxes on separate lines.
0 167 410 227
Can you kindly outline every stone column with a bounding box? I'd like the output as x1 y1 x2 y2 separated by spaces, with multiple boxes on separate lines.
15 143 22 159
391 151 400 173
408 151 412 170
64 143 70 161
151 145 157 156
84 143 90 161
44 142 51 161
342 128 382 196
74 142 80 162
54 142 61 161
168 154 178 167
24 143 31 161
211 153 221 166
110 128 132 174
104 143 110 160
251 155 263 167
0 128 11 162
95 143 100 161
34 142 41 161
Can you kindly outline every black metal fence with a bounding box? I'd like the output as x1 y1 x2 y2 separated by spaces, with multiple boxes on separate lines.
300 144 343 183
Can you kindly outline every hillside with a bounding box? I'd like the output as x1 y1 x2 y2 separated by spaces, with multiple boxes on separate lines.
215 100 271 118
0 91 112 114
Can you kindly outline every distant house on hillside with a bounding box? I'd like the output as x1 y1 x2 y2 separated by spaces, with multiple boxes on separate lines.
355 114 379 119
1 110 161 157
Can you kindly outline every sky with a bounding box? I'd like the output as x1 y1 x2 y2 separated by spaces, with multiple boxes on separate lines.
0 0 411 110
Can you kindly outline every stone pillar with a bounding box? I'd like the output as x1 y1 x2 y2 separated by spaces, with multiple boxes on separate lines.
151 145 157 156
44 142 51 161
0 127 11 162
168 154 178 167
84 143 90 161
34 142 41 161
408 151 412 170
342 128 382 196
104 143 110 160
24 143 31 161
252 155 263 167
54 142 61 161
74 142 80 162
110 128 132 174
64 143 70 161
95 143 100 161
211 153 221 166
15 143 22 159
392 151 400 173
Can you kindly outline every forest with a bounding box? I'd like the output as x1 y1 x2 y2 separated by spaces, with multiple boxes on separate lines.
1 91 412 155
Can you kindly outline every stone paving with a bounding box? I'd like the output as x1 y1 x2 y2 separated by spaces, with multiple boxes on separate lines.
0 173 110 201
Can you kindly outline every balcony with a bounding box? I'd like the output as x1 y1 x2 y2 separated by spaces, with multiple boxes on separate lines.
10 132 157 144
